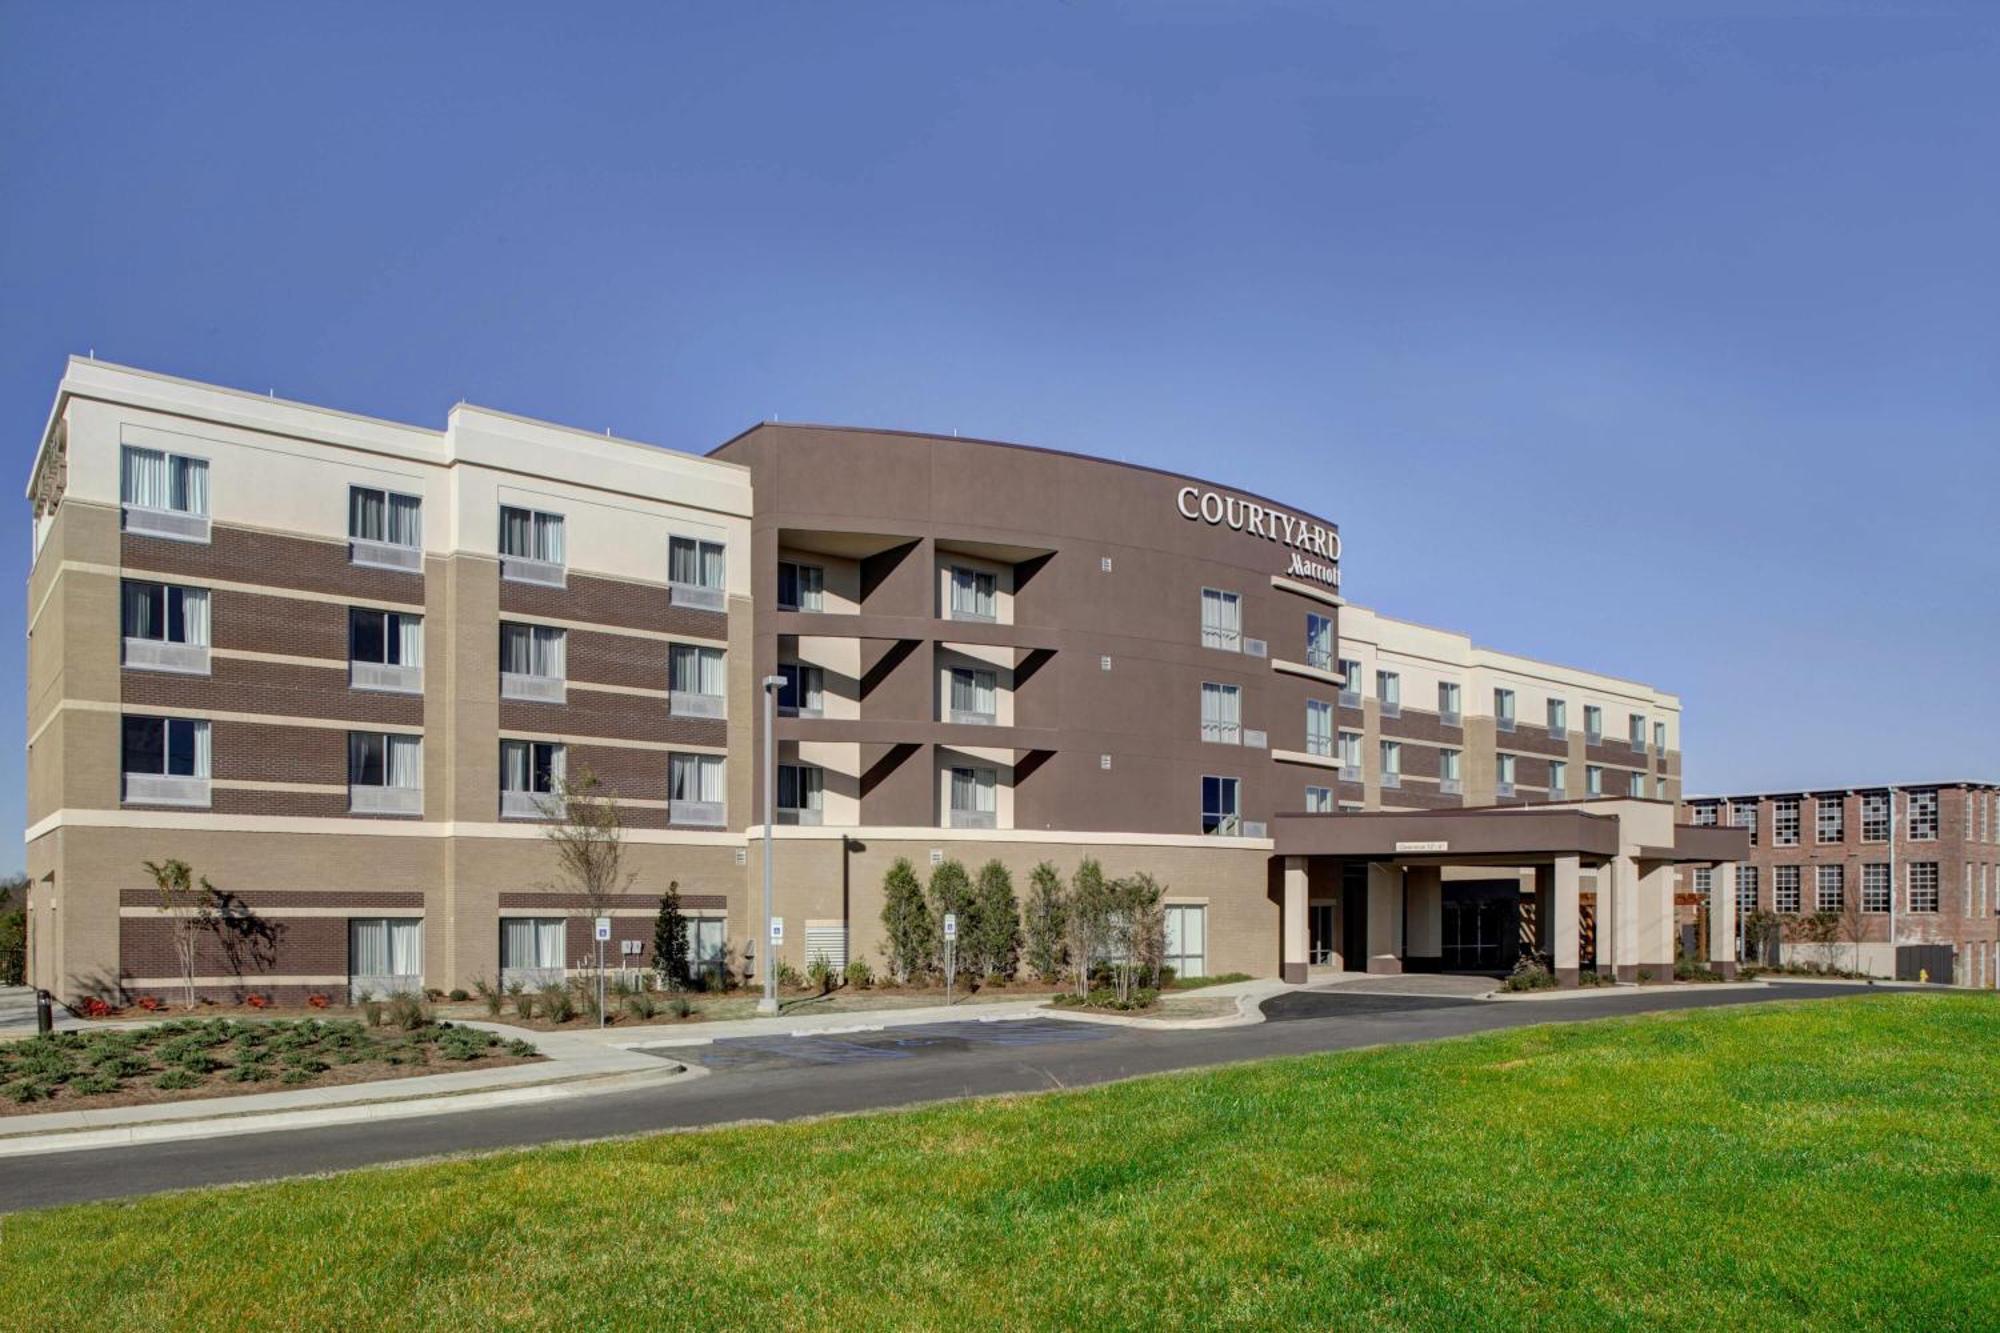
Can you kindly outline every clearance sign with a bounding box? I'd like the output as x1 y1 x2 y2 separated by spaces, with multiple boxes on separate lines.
1176 486 1341 590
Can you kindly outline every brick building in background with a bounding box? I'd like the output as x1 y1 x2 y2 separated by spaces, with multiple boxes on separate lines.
1682 783 1999 988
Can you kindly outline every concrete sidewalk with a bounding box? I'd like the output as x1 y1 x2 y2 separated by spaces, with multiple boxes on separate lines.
0 1021 687 1159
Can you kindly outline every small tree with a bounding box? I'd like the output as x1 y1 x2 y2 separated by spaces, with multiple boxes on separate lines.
970 860 1022 981
880 858 931 984
1837 889 1870 977
1065 858 1114 997
1022 862 1068 983
540 765 635 995
652 880 691 991
1121 872 1168 993
145 858 217 1009
928 859 976 989
1789 909 1841 973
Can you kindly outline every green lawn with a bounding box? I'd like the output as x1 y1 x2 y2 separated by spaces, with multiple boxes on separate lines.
4 993 1994 1329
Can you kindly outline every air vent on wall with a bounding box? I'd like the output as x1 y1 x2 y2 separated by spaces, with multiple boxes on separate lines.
1242 820 1269 839
1243 729 1268 750
1244 638 1268 658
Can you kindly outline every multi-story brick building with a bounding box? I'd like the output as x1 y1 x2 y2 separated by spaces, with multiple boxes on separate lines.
21 359 1729 1002
1681 784 1999 988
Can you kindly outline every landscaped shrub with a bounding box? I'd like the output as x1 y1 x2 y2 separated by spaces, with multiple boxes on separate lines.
505 1038 538 1058
362 998 385 1027
1052 987 1160 1012
667 994 696 1019
447 989 470 1003
1675 957 1723 983
385 992 431 1031
806 956 839 995
626 990 660 1020
3 1080 48 1104
844 959 874 990
513 989 536 1022
475 979 504 1018
70 1071 120 1096
1168 972 1254 991
1502 956 1558 992
537 982 576 1024
774 961 804 991
155 1068 203 1090
1577 970 1615 987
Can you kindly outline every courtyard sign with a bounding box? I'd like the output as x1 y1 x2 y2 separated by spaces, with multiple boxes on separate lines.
1176 485 1340 589
1394 840 1449 853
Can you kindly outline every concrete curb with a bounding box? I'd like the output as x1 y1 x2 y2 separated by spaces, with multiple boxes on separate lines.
1481 981 1777 1002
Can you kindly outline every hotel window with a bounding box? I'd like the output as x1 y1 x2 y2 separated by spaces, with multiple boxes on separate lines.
948 766 998 829
947 667 998 725
1737 866 1759 915
499 623 566 703
1337 659 1362 709
1546 697 1567 739
1304 700 1333 757
1772 797 1801 847
949 566 999 622
1305 613 1334 671
121 716 211 806
1860 792 1890 841
500 918 566 988
1628 713 1646 753
1380 741 1402 790
348 485 422 570
1774 865 1801 913
1199 588 1240 650
1815 796 1844 844
1907 862 1939 914
120 445 210 542
348 732 423 815
1200 775 1241 836
1691 803 1718 827
499 505 565 585
669 644 728 717
1164 903 1207 979
348 918 422 1001
1338 731 1363 782
669 753 727 826
1733 801 1759 846
1653 720 1667 755
1585 765 1603 797
1628 772 1645 798
1654 776 1668 799
350 608 424 694
121 579 210 674
777 763 824 825
1494 688 1516 733
500 740 564 818
1548 759 1567 798
1816 865 1845 912
1907 789 1938 840
1496 753 1516 798
669 535 728 610
1376 670 1401 719
1304 786 1333 814
1438 681 1461 727
1200 682 1242 745
779 661 826 717
1694 867 1713 895
1584 705 1603 744
1862 864 1891 913
1439 748 1462 795
777 561 824 612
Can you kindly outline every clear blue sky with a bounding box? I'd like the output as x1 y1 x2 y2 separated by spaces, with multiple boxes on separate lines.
3 3 1995 868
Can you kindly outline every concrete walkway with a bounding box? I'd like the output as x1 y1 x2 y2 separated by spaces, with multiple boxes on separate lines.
0 986 38 1034
0 1021 685 1159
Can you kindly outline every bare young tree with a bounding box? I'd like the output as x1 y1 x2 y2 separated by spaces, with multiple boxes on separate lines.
539 765 636 974
144 858 217 1010
1838 888 1870 978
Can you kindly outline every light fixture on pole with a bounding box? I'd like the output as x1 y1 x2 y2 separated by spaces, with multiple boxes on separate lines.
758 673 785 1016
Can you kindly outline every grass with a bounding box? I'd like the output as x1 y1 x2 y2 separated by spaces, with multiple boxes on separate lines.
0 1018 539 1114
3 994 1994 1328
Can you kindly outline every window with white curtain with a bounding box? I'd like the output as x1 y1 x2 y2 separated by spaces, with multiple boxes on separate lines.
1304 700 1333 756
777 561 824 611
951 566 998 620
949 667 997 723
350 608 423 667
1305 613 1334 671
1199 588 1240 650
501 623 566 679
121 716 211 777
671 644 727 696
1380 740 1402 789
1163 904 1206 979
1496 753 1516 795
501 740 565 793
1494 688 1516 731
500 917 566 979
1376 670 1401 718
1437 681 1462 725
1305 786 1333 813
778 661 824 715
670 535 727 589
121 446 209 515
348 918 422 999
778 763 823 820
1338 730 1362 777
669 753 726 825
1200 682 1241 744
1201 775 1240 835
348 486 422 548
949 766 997 827
500 506 565 563
1547 697 1568 737
121 581 209 645
349 732 423 788
1440 748 1462 793
1337 659 1362 708
1548 759 1567 798
1586 764 1603 796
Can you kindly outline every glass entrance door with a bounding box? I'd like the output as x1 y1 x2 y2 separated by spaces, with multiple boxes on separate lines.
1308 903 1336 965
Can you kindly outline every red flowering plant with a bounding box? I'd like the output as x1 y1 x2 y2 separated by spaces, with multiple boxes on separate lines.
136 994 164 1012
244 993 270 1009
306 994 330 1010
77 996 113 1018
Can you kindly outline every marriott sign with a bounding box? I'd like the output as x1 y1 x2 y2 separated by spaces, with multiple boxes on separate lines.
1175 485 1341 590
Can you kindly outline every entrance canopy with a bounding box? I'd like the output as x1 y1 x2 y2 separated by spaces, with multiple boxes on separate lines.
1274 806 1622 866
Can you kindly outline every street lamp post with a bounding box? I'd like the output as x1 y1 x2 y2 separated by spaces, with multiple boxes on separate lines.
758 674 785 1016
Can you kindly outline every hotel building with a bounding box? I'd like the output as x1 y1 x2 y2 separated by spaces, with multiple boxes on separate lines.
22 360 1742 1002
1681 784 1999 988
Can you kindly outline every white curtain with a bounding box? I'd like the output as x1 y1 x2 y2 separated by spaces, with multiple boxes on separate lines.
170 456 208 515
952 767 995 814
673 645 724 695
672 754 723 802
180 587 210 647
700 540 724 589
350 488 385 541
188 720 211 779
503 625 561 676
351 919 421 979
501 741 530 792
396 614 422 668
502 918 564 969
1201 683 1239 730
537 627 564 679
535 512 564 563
547 745 566 791
122 447 168 508
122 582 158 639
501 507 532 558
952 669 996 714
388 493 421 547
700 648 725 695
387 734 422 789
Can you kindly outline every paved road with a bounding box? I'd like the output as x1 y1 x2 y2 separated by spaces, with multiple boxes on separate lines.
0 983 1880 1212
